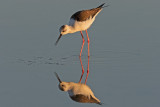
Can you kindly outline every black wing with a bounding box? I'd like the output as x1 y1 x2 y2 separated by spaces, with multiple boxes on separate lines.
70 94 101 105
70 3 105 21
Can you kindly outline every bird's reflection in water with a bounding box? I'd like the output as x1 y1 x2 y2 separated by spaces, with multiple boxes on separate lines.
55 72 102 105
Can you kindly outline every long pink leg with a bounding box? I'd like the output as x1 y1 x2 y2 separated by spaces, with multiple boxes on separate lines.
79 56 84 83
85 56 90 84
79 31 85 57
85 30 90 57
84 30 90 84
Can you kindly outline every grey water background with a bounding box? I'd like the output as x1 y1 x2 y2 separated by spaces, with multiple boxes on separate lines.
0 0 160 107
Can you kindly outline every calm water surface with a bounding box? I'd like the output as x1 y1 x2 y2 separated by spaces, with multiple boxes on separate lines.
0 0 160 107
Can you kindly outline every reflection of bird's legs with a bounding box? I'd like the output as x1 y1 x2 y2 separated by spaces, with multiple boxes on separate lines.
79 56 84 83
79 31 85 57
85 56 90 84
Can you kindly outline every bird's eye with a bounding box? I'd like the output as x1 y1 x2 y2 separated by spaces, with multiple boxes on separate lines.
62 85 64 87
62 29 67 32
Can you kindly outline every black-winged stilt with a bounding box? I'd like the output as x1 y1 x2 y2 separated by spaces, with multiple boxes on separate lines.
55 3 108 57
55 72 102 105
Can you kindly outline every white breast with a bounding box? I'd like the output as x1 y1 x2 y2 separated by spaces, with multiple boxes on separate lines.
68 84 94 99
69 17 95 31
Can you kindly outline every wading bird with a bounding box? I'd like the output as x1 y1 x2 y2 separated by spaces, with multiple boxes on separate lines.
55 3 108 57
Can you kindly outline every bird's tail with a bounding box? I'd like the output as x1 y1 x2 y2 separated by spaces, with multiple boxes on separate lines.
97 3 110 9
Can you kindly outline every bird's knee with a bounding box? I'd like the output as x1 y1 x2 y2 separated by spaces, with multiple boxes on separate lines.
87 39 90 43
83 39 85 43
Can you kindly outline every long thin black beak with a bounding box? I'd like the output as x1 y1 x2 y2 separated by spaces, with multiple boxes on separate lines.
54 72 62 83
55 34 62 45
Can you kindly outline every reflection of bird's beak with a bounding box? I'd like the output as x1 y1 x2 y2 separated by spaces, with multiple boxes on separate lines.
55 34 62 45
54 72 62 83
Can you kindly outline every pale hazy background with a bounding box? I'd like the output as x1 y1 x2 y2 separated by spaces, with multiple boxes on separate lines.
0 0 160 107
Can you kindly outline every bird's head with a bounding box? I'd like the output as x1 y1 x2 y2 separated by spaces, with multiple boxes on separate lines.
59 82 71 91
59 25 70 35
54 72 71 92
55 25 70 45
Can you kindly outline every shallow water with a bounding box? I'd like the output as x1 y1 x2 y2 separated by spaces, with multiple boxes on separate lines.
0 0 160 107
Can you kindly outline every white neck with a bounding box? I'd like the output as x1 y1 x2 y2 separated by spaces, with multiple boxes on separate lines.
67 82 78 96
67 25 78 34
66 82 76 90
